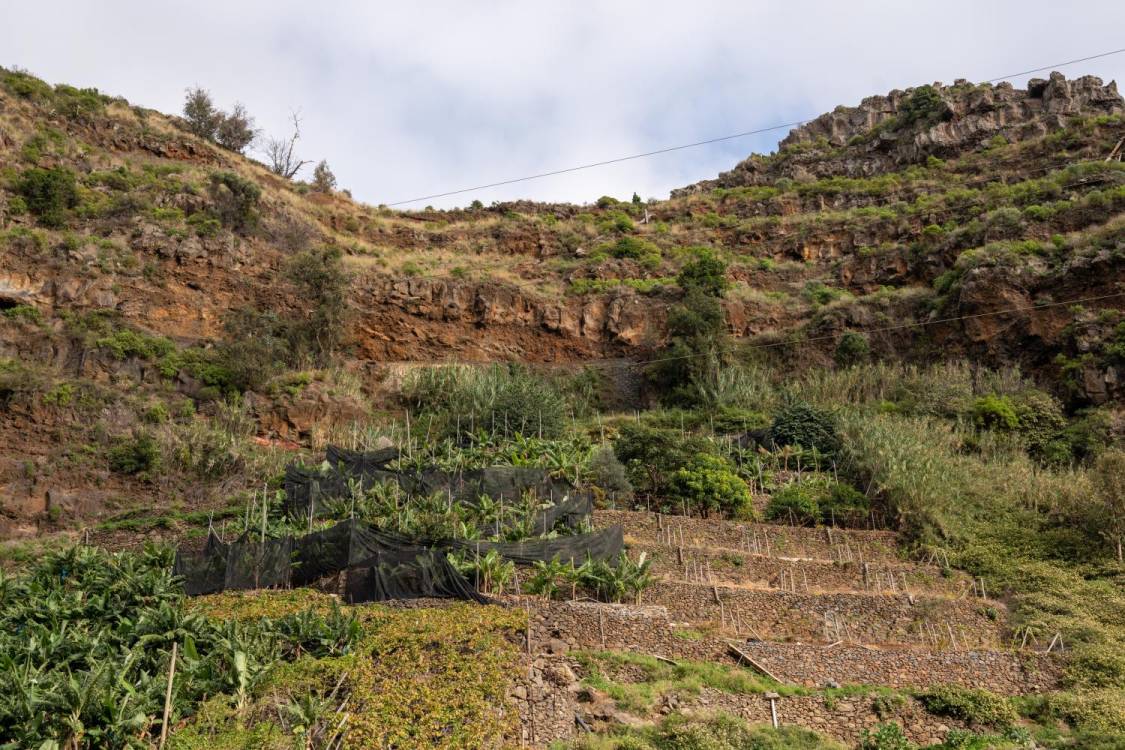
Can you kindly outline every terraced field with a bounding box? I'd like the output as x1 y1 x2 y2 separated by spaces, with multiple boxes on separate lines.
502 509 1063 747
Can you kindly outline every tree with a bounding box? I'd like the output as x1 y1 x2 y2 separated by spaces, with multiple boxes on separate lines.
263 111 311 179
647 249 730 406
284 247 351 360
215 102 257 153
1093 449 1125 562
310 160 337 193
183 87 221 139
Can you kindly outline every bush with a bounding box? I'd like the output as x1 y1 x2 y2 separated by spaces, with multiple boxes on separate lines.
970 394 1019 431
919 685 1017 729
676 248 728 297
612 422 713 499
897 84 947 128
311 160 337 193
213 307 291 392
586 444 633 499
214 103 256 153
667 453 752 518
208 172 261 231
768 400 838 456
604 236 661 268
107 433 162 477
765 481 822 525
858 722 914 750
17 167 79 228
821 481 870 524
834 331 870 367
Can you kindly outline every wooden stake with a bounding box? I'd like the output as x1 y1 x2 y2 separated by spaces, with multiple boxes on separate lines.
159 642 178 749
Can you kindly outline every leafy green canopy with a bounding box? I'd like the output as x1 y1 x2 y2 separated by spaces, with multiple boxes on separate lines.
0 545 359 748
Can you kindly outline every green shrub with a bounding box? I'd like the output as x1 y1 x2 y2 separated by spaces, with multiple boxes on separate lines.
603 236 661 268
107 433 162 477
676 247 728 297
897 84 947 129
586 444 633 499
52 84 107 120
612 422 713 498
821 482 870 524
96 328 175 360
919 685 1016 729
208 172 261 231
765 482 821 525
858 722 914 750
667 453 752 518
768 400 838 456
2 304 41 324
17 167 79 228
803 281 844 305
970 395 1018 431
834 331 870 367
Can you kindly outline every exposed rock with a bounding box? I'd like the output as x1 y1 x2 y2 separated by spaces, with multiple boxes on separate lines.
675 73 1123 195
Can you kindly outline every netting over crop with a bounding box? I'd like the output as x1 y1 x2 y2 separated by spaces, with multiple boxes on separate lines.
177 446 619 602
283 446 594 534
175 519 621 602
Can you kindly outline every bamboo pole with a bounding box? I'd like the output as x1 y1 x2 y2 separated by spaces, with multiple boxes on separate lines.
158 642 178 749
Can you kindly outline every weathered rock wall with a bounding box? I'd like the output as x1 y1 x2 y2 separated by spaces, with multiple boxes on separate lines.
640 580 1003 648
632 542 970 597
520 598 1058 693
596 509 901 563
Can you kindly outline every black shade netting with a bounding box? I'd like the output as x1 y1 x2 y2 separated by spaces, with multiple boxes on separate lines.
173 533 229 596
344 552 487 604
325 445 401 474
290 519 391 586
284 458 594 532
450 525 624 565
223 536 294 591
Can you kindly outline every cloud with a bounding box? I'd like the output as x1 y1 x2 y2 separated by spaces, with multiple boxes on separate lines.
3 1 1123 207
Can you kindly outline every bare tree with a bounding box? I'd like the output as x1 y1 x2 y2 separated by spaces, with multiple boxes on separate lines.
262 111 310 179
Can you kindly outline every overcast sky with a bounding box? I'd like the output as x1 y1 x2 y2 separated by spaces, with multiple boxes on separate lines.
3 2 1123 208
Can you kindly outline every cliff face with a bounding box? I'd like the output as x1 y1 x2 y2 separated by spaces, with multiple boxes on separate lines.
0 69 1122 404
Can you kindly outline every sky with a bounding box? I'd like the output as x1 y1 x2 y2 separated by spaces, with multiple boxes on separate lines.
2 1 1124 209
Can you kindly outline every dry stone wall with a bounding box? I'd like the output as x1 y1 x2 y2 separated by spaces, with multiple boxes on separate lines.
740 641 1061 694
518 598 1057 694
633 542 969 597
640 580 1003 648
596 510 900 563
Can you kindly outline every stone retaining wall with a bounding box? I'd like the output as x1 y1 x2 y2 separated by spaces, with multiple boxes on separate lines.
642 580 1003 648
519 598 1056 694
595 509 901 563
700 690 969 748
740 641 1061 694
634 542 970 597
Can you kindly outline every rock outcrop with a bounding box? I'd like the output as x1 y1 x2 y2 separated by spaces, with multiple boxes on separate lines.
674 72 1123 194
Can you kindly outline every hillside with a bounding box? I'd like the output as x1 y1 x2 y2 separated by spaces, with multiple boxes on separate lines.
0 65 1124 750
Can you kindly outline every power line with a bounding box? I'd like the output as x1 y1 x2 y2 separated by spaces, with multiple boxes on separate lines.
633 291 1125 367
387 46 1125 207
